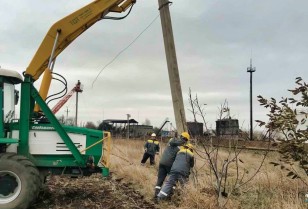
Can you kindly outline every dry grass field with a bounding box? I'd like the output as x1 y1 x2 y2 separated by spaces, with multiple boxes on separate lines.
110 138 308 209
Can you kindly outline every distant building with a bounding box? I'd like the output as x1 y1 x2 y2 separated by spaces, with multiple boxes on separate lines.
98 119 138 138
187 122 203 136
130 124 154 138
216 118 239 136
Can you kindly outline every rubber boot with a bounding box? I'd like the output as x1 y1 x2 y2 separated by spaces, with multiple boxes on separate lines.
157 195 168 202
154 188 160 197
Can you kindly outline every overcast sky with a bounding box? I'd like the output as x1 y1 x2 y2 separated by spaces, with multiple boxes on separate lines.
1 0 307 131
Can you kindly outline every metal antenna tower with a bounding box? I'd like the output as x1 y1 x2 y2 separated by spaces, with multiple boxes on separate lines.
247 57 256 140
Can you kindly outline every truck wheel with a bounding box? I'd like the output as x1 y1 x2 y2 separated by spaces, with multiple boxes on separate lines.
0 153 41 209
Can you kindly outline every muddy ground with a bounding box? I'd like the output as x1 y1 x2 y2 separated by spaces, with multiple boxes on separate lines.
31 174 157 209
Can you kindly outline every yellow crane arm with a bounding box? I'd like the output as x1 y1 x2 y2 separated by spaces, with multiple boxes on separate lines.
25 0 135 112
26 0 136 81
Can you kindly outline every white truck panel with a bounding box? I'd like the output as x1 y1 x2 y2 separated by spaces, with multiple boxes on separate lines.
8 130 87 155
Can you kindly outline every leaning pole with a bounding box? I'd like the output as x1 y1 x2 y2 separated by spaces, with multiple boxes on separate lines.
158 0 187 134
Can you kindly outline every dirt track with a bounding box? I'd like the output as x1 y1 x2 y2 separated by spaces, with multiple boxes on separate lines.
31 174 157 209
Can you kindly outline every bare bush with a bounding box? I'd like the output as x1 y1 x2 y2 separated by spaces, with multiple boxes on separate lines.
187 89 270 208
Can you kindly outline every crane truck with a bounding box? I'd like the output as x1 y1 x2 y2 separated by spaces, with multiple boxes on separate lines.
0 1 136 209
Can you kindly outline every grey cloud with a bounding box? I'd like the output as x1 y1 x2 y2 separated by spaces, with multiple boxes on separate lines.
2 0 308 130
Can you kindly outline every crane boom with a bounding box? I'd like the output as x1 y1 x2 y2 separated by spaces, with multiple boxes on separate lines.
28 0 136 112
51 80 83 114
25 0 136 81
155 118 169 136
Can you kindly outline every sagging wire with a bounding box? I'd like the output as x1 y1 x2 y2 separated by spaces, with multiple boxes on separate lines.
45 72 68 105
91 10 160 88
112 143 136 167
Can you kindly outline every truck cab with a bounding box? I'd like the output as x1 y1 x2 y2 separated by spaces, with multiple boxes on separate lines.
0 68 22 152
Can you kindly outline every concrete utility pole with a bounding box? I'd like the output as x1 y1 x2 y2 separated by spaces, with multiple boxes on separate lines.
158 0 187 134
126 114 131 139
75 91 79 126
247 58 256 140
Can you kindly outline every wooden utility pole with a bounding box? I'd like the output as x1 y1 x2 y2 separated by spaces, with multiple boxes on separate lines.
158 0 187 134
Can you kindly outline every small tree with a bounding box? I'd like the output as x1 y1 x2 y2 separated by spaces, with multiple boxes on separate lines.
65 117 75 126
187 89 209 135
143 118 151 126
85 121 97 129
188 88 269 208
257 77 308 177
57 115 65 124
217 99 231 120
188 87 198 123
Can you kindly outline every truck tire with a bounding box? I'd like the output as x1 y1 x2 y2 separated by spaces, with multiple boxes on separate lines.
0 153 41 209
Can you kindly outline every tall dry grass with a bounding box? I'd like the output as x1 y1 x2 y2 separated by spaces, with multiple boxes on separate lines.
110 138 308 209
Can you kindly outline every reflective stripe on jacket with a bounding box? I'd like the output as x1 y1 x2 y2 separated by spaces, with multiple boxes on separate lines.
144 139 160 155
170 147 194 177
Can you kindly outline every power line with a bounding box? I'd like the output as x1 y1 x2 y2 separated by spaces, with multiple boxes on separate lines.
91 14 160 88
247 57 256 141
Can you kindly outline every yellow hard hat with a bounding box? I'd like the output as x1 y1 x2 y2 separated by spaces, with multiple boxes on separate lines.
181 132 190 140
151 133 156 137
